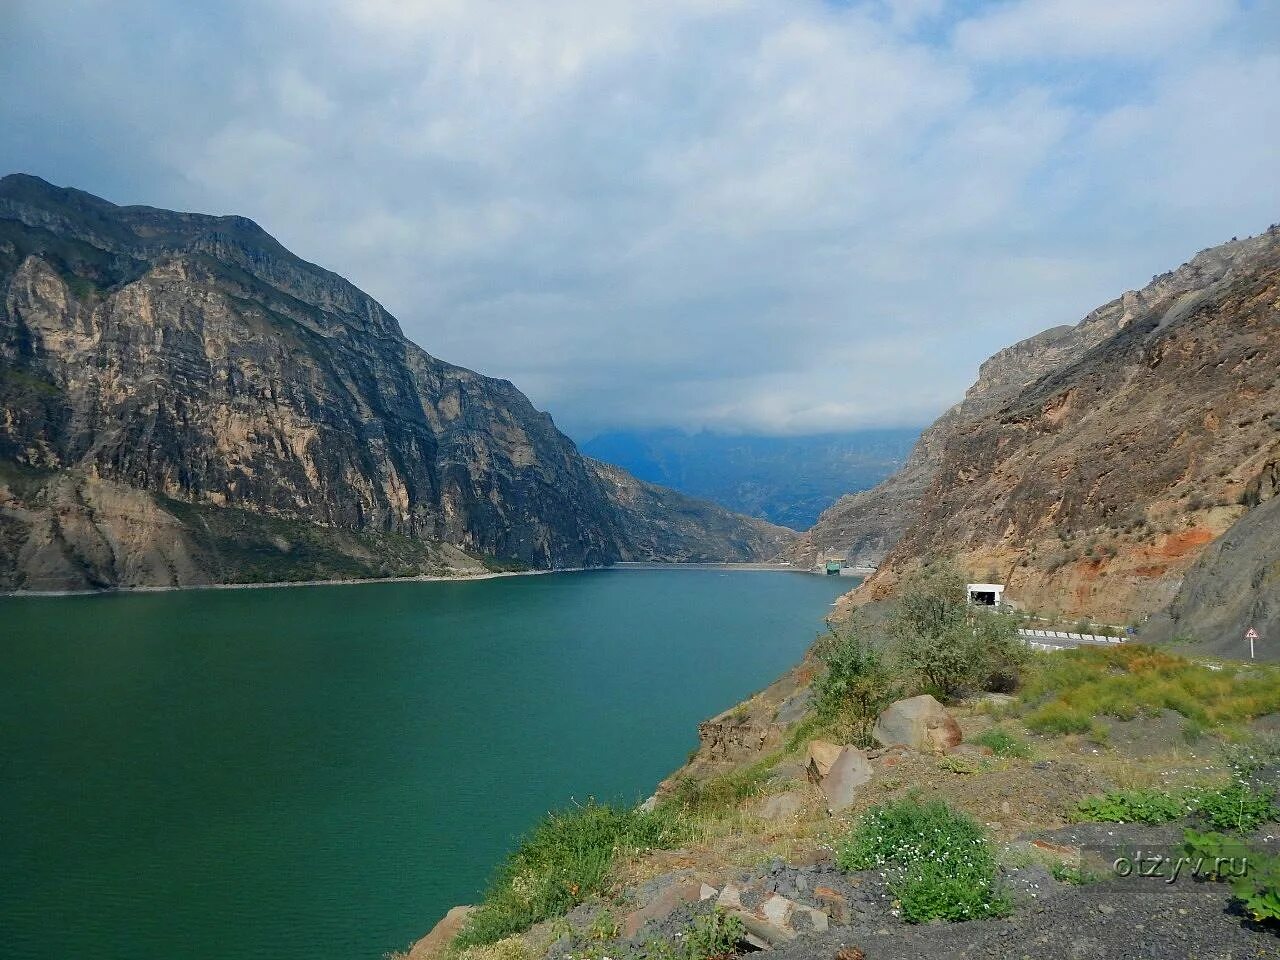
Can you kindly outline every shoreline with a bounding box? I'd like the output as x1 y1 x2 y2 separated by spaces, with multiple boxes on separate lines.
0 566 584 599
0 561 824 599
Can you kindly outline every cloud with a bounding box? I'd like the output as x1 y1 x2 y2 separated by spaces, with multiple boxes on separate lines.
953 0 1238 61
1 0 1277 437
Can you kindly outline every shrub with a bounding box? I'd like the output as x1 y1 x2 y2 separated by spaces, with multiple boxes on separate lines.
889 563 1028 700
1235 853 1280 923
813 622 901 745
972 728 1032 759
836 798 1010 923
1074 788 1195 824
1196 783 1278 833
1183 830 1280 924
455 802 690 948
683 910 746 960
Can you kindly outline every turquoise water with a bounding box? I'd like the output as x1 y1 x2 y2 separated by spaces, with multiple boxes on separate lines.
0 569 850 960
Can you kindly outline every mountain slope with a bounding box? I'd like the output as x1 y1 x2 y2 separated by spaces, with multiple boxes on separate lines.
1144 454 1280 656
787 232 1279 571
846 226 1280 624
0 175 791 590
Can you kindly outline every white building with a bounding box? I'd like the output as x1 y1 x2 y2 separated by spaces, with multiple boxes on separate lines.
967 583 1005 607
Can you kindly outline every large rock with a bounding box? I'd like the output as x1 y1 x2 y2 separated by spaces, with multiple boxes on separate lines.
872 695 962 753
806 741 844 780
621 877 715 940
717 887 829 945
817 747 872 812
408 905 474 960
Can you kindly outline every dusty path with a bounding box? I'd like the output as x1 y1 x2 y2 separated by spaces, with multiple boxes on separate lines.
770 877 1280 960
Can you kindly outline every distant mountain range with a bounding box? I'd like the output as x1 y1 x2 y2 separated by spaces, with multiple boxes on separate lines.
579 428 919 531
0 175 791 590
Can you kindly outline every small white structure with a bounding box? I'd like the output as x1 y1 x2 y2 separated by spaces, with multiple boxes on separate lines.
967 583 1005 607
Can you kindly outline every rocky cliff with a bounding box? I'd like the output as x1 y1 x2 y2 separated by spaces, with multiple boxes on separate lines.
788 231 1278 572
1144 452 1280 657
846 227 1280 625
0 175 791 590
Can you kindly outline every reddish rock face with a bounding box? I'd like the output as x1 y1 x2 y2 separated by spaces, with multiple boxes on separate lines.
811 226 1280 626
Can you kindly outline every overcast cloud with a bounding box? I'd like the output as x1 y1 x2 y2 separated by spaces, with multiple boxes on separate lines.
2 0 1278 438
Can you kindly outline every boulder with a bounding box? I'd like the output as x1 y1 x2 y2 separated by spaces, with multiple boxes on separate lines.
408 905 474 960
622 870 721 942
730 893 830 945
813 885 850 924
774 688 814 728
818 747 872 812
806 740 844 781
872 695 962 754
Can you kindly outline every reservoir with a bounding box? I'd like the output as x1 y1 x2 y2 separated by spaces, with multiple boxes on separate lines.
0 569 851 960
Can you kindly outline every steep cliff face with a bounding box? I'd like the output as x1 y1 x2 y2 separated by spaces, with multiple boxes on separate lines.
0 175 790 590
788 231 1278 571
851 227 1280 624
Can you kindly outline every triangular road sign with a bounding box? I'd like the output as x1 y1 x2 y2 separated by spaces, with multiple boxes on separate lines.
1246 628 1260 640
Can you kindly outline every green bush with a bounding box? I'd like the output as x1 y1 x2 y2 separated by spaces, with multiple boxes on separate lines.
836 798 1010 923
455 802 690 948
972 728 1032 759
889 563 1027 701
1074 788 1196 824
813 623 901 745
683 910 746 960
1183 829 1280 924
1196 783 1278 833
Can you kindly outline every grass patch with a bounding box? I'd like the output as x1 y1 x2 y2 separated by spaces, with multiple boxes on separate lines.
1074 788 1197 824
1020 645 1280 735
645 911 747 960
972 728 1032 759
660 754 779 820
454 802 690 950
1074 783 1277 832
835 797 1011 923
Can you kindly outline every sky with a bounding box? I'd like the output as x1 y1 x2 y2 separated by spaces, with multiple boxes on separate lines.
2 1 1278 440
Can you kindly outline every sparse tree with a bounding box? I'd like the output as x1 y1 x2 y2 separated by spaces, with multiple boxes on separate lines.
889 562 1027 700
813 619 901 746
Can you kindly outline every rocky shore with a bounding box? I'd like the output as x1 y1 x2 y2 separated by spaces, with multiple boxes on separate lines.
403 644 1280 960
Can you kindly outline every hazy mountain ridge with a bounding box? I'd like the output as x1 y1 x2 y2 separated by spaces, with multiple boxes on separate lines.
0 175 790 590
580 428 918 530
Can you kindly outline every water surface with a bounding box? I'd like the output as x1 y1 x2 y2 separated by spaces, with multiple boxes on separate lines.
0 569 850 960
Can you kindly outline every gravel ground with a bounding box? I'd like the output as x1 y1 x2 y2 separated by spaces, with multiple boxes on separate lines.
769 878 1280 960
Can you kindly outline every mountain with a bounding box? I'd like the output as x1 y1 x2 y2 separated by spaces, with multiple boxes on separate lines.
579 428 918 530
1144 453 1280 657
830 226 1280 628
0 175 791 591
